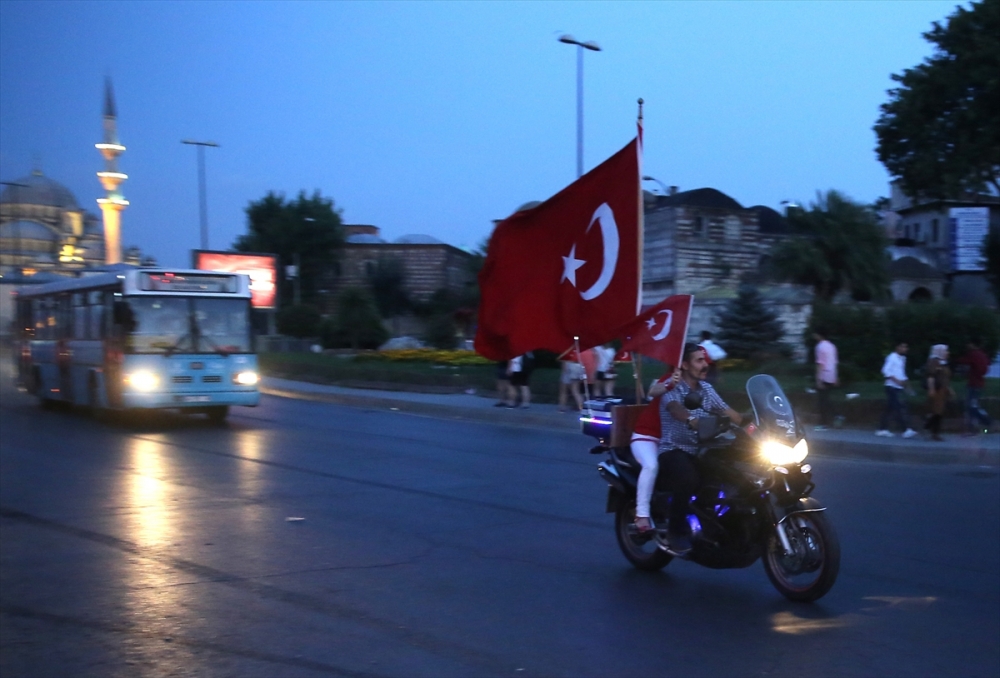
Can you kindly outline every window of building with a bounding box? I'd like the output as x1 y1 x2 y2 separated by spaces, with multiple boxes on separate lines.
932 218 939 243
692 215 704 237
724 216 741 242
904 224 911 239
913 222 921 242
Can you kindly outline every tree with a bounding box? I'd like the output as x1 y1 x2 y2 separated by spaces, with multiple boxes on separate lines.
716 285 788 360
369 257 410 319
234 191 345 306
874 0 1000 199
320 287 387 350
276 304 321 338
984 224 1000 304
769 190 889 302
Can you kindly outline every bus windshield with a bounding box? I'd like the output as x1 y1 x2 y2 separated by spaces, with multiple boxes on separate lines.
121 296 251 354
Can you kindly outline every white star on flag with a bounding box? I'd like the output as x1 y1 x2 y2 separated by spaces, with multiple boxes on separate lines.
645 317 657 329
561 244 586 287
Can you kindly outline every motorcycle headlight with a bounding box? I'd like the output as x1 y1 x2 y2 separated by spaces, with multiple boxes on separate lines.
233 371 259 386
761 438 809 466
126 371 159 392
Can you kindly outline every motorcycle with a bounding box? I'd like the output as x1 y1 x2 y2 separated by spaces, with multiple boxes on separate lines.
585 374 840 602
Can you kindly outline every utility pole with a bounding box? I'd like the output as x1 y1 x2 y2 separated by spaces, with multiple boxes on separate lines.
182 140 219 250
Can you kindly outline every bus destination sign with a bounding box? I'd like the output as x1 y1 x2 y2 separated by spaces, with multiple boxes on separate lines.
140 272 238 293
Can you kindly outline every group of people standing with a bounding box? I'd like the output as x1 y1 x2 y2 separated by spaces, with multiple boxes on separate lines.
813 330 993 440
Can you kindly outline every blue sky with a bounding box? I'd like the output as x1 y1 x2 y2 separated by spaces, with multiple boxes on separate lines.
0 0 961 268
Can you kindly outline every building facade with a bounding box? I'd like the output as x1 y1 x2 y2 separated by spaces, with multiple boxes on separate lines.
317 225 475 314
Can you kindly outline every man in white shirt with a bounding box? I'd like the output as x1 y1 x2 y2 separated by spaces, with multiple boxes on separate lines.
877 342 917 438
814 330 839 431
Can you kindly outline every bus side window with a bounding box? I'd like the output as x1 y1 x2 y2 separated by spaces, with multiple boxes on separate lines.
58 296 72 340
113 299 136 334
73 293 88 340
89 292 105 339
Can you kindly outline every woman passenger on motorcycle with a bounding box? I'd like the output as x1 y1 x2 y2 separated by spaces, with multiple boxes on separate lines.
631 368 682 534
658 343 743 553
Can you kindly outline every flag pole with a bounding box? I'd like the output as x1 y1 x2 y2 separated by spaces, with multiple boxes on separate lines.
632 352 644 403
575 336 592 417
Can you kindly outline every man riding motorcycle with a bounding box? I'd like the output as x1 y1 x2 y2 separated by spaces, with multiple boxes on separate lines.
656 342 742 553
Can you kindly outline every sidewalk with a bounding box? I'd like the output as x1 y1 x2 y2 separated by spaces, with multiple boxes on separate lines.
261 377 1000 467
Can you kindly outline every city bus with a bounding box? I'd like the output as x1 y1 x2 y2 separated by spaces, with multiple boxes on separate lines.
15 267 260 421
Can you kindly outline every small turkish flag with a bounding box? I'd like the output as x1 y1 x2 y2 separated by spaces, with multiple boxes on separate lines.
475 135 642 361
614 349 632 363
617 295 694 368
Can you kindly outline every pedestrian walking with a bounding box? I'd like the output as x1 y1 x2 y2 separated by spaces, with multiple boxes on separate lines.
813 329 839 431
877 341 918 438
558 356 585 413
595 343 617 397
923 344 953 441
508 352 533 409
494 360 514 408
955 338 993 435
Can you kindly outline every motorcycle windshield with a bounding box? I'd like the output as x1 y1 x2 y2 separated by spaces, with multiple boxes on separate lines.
746 374 799 439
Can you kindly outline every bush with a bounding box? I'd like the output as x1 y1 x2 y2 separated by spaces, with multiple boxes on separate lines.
276 304 321 338
320 287 388 349
423 313 458 349
805 301 999 378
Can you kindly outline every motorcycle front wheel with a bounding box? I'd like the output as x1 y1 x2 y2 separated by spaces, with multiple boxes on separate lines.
615 500 673 571
763 510 840 602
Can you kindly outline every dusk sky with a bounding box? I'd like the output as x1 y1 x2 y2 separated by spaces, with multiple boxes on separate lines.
0 0 961 268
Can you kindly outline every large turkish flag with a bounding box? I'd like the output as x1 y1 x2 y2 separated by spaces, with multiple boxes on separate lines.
475 136 642 361
617 295 693 368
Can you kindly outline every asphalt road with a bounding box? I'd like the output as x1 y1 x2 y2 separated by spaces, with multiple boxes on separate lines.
1 375 998 677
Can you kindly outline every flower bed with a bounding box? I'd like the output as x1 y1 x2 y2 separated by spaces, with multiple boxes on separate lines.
354 348 492 366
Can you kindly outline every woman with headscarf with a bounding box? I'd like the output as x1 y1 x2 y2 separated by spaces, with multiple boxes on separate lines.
924 344 953 441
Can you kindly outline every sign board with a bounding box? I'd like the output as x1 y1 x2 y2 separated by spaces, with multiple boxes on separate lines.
192 250 278 309
949 207 989 272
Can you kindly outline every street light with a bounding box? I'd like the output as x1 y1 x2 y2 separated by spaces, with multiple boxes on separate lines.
181 139 219 250
558 34 601 178
642 175 671 195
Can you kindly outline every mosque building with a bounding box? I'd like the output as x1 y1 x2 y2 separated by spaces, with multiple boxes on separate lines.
0 78 148 280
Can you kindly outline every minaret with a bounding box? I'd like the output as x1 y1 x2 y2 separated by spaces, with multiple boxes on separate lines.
96 77 128 265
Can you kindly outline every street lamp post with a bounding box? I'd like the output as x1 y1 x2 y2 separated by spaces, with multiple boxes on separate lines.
558 34 601 178
1 181 28 276
182 139 219 251
642 175 671 196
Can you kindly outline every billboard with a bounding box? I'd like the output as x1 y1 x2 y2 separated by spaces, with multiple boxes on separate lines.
949 207 990 272
193 250 278 309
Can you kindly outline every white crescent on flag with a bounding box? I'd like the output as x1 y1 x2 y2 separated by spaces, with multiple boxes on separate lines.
650 309 673 341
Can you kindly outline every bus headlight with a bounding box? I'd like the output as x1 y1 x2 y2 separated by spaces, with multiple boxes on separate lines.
234 371 259 386
761 438 809 466
126 371 159 391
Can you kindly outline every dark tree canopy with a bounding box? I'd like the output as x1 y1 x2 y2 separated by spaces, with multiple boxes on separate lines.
874 0 1000 199
715 285 788 361
769 190 889 302
234 190 344 306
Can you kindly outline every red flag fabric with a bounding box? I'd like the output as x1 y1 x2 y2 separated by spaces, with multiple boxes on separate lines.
617 295 693 368
474 136 642 361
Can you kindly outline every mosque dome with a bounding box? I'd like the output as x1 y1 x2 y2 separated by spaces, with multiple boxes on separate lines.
0 220 59 242
395 234 442 245
0 171 80 210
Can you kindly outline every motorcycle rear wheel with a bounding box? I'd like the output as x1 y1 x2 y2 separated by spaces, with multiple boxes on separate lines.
615 501 673 571
763 510 840 602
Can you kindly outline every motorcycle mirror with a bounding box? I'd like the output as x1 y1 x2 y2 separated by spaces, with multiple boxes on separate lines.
683 390 704 411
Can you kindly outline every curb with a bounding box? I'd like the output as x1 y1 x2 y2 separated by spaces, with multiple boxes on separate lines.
260 385 1000 468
